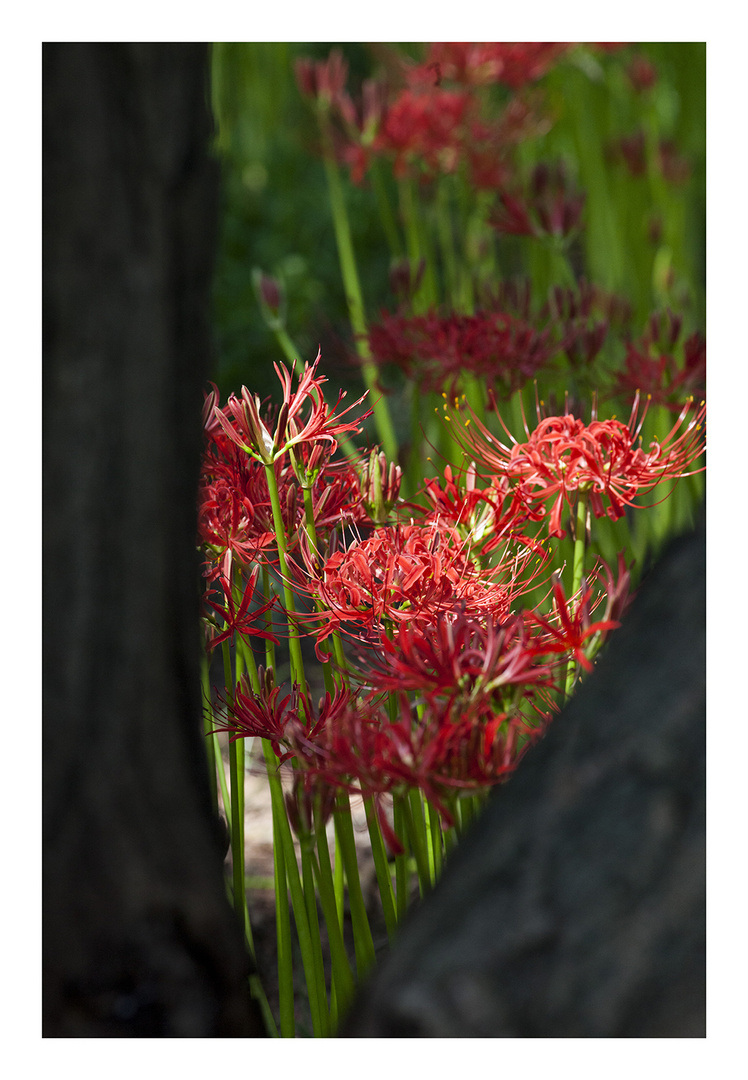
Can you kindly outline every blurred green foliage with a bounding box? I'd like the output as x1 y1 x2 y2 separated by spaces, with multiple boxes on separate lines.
209 42 705 411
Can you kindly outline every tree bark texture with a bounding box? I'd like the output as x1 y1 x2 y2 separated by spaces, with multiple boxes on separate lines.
43 43 264 1036
343 519 706 1038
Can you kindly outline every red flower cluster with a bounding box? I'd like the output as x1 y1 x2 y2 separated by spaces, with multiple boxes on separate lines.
372 86 474 179
198 352 379 656
366 307 560 399
414 42 570 89
302 520 538 649
199 358 650 849
455 392 706 537
609 310 706 411
199 417 372 581
296 43 561 190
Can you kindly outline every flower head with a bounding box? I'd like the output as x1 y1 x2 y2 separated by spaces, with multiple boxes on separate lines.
201 569 278 654
492 160 586 241
372 86 474 178
213 348 370 465
453 392 706 537
366 308 560 399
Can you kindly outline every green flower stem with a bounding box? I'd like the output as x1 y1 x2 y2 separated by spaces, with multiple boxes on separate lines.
200 653 219 813
436 176 459 310
565 492 589 699
299 840 330 1036
403 791 433 894
454 796 469 836
263 461 308 698
201 651 233 832
333 830 345 923
222 640 250 945
333 792 376 977
213 732 232 834
318 116 398 462
261 739 327 1037
261 564 277 674
424 798 443 883
399 173 439 312
296 493 361 990
371 157 403 259
270 794 295 1038
312 808 356 1019
392 798 410 920
300 483 340 698
249 974 279 1039
363 796 398 939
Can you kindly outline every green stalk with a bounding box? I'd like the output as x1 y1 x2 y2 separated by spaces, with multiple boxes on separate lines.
200 652 219 813
564 493 589 699
203 660 232 834
436 176 459 310
261 563 277 675
222 640 248 943
271 793 295 1038
262 739 327 1037
334 792 376 977
370 157 404 259
398 173 439 313
333 830 345 925
263 461 308 697
312 807 356 1019
300 482 339 698
424 797 443 883
299 840 330 1036
363 796 398 939
318 116 398 461
402 791 433 894
392 798 410 920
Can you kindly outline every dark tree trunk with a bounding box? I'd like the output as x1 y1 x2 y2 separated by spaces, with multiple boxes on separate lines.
342 520 706 1038
43 43 264 1036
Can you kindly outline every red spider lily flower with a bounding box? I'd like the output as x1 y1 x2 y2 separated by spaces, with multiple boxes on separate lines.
610 130 690 186
213 348 371 465
417 42 569 90
372 86 474 178
492 161 586 241
525 570 622 673
355 607 558 710
429 705 546 793
609 312 705 410
626 54 658 93
198 474 275 577
302 520 525 649
453 392 706 538
421 461 535 550
199 445 372 579
295 49 352 112
366 308 560 400
197 434 286 576
657 138 691 186
613 332 706 412
212 670 355 769
202 569 279 654
305 693 546 849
